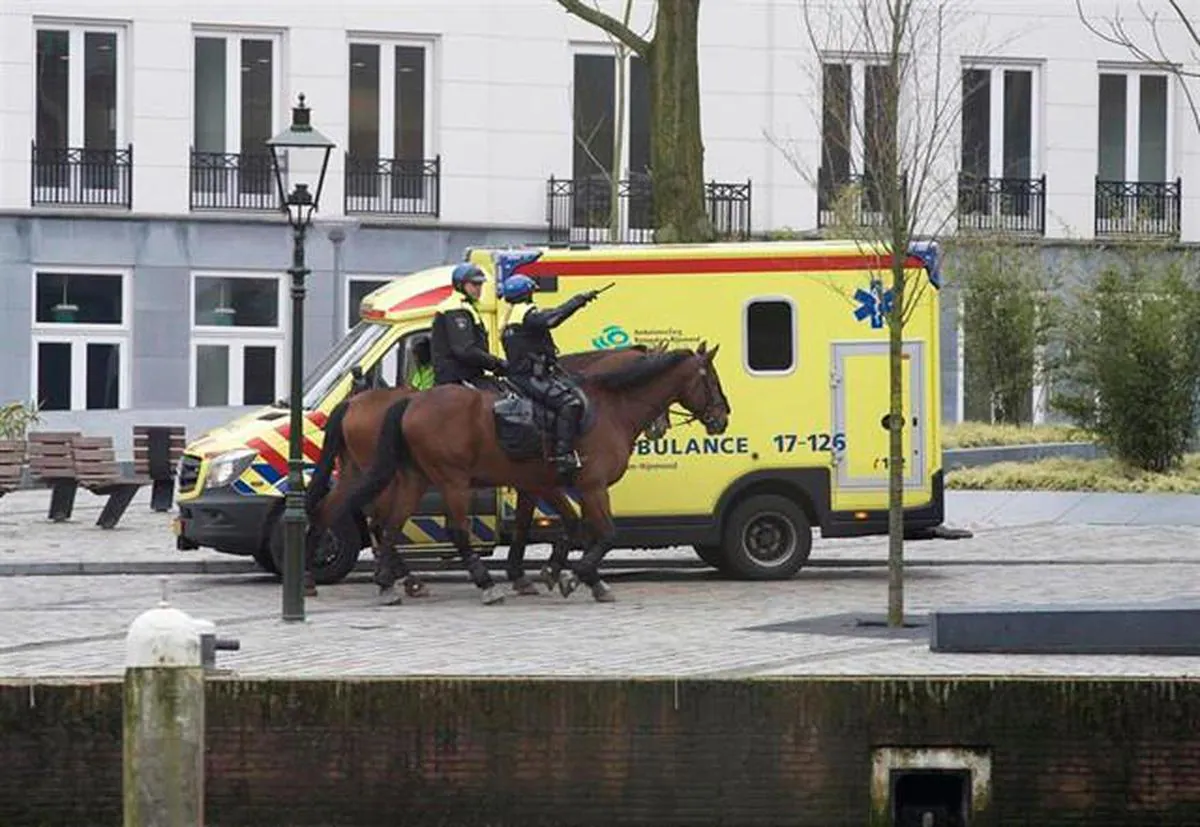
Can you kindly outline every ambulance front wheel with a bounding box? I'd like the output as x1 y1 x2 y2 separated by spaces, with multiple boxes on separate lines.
721 494 813 580
268 512 363 586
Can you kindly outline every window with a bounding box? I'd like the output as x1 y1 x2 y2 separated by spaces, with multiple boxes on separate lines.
745 299 795 374
190 273 285 407
1097 69 1169 182
960 65 1038 182
34 23 126 194
191 30 282 197
346 38 432 202
819 58 899 219
31 270 128 411
571 49 651 232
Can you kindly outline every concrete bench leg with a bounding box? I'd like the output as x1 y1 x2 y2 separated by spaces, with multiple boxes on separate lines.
96 484 141 530
150 478 175 513
48 480 79 523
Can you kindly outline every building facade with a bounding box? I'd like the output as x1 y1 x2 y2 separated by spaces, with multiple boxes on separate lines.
1 0 1198 449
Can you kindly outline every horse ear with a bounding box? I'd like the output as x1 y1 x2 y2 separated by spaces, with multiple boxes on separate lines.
697 340 707 354
707 344 720 362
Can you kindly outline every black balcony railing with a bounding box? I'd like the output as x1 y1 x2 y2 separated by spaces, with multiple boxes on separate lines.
190 150 283 211
956 173 1046 235
817 168 908 229
546 174 752 244
344 155 440 217
1095 178 1181 238
31 142 132 208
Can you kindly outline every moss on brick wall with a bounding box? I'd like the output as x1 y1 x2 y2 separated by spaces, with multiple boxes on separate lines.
4 676 1200 826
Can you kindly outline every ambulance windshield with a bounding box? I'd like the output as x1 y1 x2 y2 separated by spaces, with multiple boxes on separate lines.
298 321 390 409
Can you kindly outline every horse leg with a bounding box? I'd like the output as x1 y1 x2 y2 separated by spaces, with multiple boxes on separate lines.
371 481 430 599
538 490 586 589
373 474 428 606
442 482 505 606
505 491 542 596
559 485 617 603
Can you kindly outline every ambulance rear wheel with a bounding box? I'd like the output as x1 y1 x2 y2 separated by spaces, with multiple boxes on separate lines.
722 495 812 580
268 513 363 586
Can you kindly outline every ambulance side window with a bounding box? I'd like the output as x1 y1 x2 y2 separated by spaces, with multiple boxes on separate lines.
745 299 795 373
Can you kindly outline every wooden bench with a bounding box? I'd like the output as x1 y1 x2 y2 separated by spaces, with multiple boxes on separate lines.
27 431 82 522
72 436 145 529
133 425 186 512
0 440 26 498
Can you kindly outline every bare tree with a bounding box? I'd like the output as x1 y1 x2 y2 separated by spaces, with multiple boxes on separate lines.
786 0 992 626
554 0 715 242
1075 1 1200 133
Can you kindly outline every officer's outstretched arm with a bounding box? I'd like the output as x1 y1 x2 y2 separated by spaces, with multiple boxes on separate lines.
525 293 590 330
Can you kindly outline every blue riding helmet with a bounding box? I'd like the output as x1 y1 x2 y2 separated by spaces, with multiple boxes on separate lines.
500 274 538 303
451 262 487 290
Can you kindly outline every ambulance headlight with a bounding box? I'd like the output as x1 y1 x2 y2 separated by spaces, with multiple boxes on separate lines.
204 450 257 490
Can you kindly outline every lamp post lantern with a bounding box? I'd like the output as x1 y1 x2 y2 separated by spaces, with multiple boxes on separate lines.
266 94 335 623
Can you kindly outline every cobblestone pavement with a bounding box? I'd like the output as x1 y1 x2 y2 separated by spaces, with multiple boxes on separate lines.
3 490 1200 680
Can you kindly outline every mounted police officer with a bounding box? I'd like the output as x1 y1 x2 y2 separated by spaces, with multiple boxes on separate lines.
499 274 600 483
430 262 508 391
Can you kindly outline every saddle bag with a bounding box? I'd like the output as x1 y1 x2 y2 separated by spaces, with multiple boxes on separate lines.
492 394 544 460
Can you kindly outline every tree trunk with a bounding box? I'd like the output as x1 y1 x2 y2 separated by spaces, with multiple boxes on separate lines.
648 0 714 243
887 263 906 627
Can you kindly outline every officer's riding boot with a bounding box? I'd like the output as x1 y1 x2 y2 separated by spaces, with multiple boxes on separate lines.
551 408 581 484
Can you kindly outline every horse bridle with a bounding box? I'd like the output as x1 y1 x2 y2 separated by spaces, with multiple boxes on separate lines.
660 354 726 433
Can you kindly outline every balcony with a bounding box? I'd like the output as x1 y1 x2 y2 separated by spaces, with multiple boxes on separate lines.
30 142 132 208
344 155 440 217
956 174 1046 236
817 168 908 230
189 150 283 212
1095 178 1181 239
546 173 752 244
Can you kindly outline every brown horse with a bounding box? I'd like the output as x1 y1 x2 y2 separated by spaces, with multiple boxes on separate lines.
334 343 731 605
303 345 671 601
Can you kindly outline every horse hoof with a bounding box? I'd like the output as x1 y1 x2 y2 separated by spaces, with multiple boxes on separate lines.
480 585 506 606
538 566 558 588
404 577 431 598
510 576 542 597
591 580 616 603
377 586 403 606
305 585 319 598
558 571 580 598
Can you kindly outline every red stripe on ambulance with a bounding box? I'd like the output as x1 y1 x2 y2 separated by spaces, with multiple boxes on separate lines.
516 254 924 278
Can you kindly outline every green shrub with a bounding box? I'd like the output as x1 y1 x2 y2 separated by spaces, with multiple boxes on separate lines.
1050 250 1200 472
0 399 40 441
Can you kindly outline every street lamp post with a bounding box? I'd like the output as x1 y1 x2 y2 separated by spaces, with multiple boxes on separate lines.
266 94 335 623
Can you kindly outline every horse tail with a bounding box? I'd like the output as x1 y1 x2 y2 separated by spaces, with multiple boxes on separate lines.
333 396 415 525
305 398 350 519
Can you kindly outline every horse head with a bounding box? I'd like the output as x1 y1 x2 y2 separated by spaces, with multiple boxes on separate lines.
681 341 731 435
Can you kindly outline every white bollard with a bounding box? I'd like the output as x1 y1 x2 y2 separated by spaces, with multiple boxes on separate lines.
123 580 205 827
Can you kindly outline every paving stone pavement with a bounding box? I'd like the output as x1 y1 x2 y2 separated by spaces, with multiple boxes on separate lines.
3 486 1200 680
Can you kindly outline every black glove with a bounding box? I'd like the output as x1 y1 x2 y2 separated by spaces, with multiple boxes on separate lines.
491 357 509 375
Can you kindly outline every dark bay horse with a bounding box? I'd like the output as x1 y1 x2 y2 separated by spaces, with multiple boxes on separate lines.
304 345 670 601
334 344 731 605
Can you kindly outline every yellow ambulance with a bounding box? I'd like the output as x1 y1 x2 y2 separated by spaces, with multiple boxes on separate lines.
173 239 946 584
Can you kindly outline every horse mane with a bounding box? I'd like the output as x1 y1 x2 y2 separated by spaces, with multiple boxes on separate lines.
585 349 692 391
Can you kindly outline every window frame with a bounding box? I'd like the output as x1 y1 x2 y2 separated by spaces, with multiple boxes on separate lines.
1095 63 1175 182
818 53 910 182
29 266 132 411
344 275 393 334
188 270 287 407
345 33 436 162
569 42 649 180
190 26 284 157
32 19 129 150
742 295 798 377
959 59 1043 181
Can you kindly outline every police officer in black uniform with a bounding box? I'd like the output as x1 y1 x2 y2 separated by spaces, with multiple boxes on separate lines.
499 273 599 483
430 262 507 391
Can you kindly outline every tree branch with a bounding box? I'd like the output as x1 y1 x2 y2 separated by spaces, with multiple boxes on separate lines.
554 0 652 56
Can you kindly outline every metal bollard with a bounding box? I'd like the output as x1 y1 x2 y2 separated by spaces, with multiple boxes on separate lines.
122 582 206 827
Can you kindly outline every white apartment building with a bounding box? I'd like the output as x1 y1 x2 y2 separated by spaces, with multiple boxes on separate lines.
0 0 1197 444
